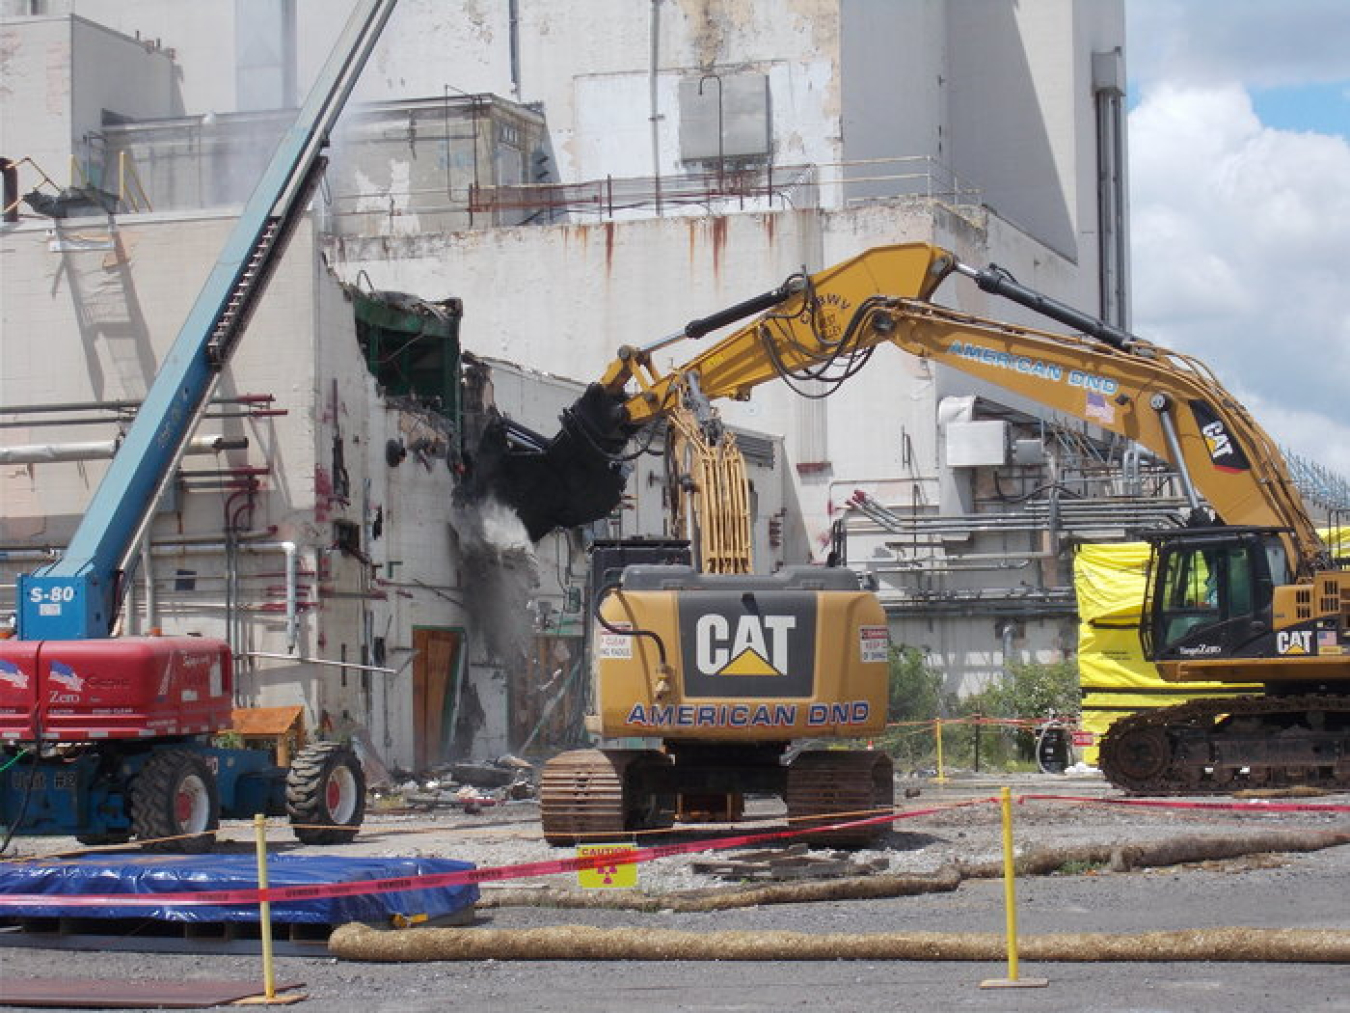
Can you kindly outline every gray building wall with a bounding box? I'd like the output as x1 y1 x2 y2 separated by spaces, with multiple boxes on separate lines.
1 0 1128 743
1 15 178 189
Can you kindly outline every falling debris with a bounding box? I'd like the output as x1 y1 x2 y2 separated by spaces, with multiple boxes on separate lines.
449 493 540 677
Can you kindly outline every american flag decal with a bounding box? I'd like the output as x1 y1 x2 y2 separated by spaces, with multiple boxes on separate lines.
1086 390 1114 424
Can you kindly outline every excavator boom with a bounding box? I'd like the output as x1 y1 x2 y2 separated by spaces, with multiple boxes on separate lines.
473 242 1321 577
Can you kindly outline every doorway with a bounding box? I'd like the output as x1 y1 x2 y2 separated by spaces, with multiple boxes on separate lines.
412 627 463 771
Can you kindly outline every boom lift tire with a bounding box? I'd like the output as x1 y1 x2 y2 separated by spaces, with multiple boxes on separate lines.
286 741 366 844
130 748 220 854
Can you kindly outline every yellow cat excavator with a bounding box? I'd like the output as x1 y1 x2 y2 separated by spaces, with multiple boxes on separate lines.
463 243 1348 838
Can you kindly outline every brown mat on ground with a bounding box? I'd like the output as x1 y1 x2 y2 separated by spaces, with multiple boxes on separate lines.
330 922 1350 963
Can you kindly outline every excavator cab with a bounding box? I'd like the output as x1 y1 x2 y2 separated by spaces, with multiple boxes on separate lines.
1141 527 1288 662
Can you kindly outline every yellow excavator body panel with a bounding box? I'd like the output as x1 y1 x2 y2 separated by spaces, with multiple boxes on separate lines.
590 566 890 742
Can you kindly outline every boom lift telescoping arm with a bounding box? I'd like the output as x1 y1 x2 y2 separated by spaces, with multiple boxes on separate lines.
485 243 1323 582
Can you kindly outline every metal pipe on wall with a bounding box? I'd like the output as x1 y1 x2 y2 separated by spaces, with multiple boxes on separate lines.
244 651 408 676
649 0 662 215
122 540 303 652
0 435 247 465
282 541 298 654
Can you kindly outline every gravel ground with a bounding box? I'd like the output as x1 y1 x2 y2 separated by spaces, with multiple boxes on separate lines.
3 770 1349 1013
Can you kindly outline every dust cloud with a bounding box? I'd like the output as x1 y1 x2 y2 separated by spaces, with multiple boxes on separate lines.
450 496 540 670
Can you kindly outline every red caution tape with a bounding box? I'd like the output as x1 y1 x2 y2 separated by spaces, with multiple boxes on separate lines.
0 799 990 912
12 790 1336 912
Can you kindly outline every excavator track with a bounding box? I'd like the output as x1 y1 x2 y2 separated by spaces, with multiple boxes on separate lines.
539 748 674 846
785 750 894 847
1098 694 1350 795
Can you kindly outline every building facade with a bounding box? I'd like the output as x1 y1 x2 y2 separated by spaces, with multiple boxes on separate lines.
2 1 1141 769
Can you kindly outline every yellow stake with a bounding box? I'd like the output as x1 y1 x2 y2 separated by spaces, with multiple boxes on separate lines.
254 814 277 1001
933 719 948 784
1000 786 1019 979
980 787 1048 989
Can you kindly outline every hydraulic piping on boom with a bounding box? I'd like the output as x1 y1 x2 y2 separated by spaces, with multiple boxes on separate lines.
467 242 1348 803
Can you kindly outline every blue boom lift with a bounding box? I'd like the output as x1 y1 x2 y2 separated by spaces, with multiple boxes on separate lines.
0 0 398 852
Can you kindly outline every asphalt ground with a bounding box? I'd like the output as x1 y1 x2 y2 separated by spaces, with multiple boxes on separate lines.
2 772 1348 1013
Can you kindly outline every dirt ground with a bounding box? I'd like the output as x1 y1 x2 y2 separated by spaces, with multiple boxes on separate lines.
3 770 1349 1013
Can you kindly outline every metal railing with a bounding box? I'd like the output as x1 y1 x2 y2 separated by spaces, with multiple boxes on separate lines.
324 155 982 229
1284 448 1350 514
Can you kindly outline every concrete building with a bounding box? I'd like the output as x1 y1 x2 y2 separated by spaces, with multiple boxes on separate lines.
1 0 1156 771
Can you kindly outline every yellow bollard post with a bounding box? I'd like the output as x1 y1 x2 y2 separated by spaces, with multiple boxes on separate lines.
238 815 304 1006
932 719 948 785
254 814 277 1001
980 787 1048 989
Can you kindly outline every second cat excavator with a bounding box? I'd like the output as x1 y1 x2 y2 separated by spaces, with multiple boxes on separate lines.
466 243 1348 828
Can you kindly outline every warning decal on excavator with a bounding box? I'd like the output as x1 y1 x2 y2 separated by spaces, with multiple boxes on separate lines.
859 626 889 663
596 624 634 660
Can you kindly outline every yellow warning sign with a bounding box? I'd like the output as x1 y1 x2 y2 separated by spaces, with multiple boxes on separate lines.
576 844 638 888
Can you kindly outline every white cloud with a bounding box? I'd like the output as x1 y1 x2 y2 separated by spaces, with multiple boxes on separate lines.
1127 82 1350 475
1128 0 1350 88
1236 392 1350 489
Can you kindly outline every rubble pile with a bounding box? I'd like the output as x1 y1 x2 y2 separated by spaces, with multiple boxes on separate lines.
374 754 537 813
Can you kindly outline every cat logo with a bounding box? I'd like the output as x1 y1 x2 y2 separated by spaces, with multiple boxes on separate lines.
1277 630 1313 656
695 614 796 677
1200 420 1235 463
1188 400 1251 473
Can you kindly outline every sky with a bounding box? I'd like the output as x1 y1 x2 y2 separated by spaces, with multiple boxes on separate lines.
1124 0 1350 483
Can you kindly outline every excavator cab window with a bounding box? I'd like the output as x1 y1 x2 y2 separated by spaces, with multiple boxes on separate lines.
1145 530 1279 660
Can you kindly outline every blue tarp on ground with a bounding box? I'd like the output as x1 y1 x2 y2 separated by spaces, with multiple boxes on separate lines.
0 854 479 924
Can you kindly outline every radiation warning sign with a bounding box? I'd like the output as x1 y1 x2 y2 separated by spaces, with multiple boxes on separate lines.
576 844 638 888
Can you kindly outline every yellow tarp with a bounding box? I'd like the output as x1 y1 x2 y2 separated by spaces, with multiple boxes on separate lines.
1073 541 1256 764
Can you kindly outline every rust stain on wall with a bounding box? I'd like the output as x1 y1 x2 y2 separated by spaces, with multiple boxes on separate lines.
563 223 590 257
604 221 616 273
313 465 333 522
710 215 727 276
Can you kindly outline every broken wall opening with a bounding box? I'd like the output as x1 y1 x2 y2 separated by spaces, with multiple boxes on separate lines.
350 287 464 427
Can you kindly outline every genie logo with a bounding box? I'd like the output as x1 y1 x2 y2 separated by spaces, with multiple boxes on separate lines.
48 661 86 694
0 659 29 692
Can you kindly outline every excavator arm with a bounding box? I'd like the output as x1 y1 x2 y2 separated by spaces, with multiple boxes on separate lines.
473 242 1323 578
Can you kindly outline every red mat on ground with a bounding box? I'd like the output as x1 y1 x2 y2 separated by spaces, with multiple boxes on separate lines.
0 977 303 1008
